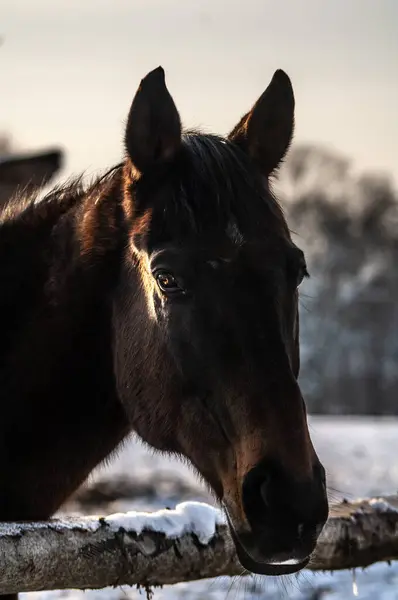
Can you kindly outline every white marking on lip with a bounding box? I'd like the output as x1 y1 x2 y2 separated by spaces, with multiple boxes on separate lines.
268 558 304 566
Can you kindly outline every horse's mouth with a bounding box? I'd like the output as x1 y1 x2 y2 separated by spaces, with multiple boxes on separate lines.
225 509 310 576
233 532 310 576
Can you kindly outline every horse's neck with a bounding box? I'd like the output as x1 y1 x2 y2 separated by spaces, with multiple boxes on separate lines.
0 192 76 311
0 180 120 372
0 174 126 410
0 169 123 314
0 188 130 522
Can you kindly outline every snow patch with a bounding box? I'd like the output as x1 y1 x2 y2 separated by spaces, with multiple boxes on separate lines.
368 498 398 513
351 497 398 519
0 502 227 547
105 501 226 544
0 517 101 537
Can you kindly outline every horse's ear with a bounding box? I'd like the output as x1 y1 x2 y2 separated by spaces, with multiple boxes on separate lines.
125 66 182 174
228 69 295 176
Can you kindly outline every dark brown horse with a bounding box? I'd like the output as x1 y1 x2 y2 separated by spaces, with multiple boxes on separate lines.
0 148 63 208
0 67 328 598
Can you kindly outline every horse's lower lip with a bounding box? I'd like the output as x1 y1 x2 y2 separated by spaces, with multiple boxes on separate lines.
224 508 310 576
235 541 310 576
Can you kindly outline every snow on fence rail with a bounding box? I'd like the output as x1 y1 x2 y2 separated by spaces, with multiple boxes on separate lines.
1 496 398 595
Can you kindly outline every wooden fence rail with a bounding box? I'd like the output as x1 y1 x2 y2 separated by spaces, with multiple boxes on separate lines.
0 495 398 594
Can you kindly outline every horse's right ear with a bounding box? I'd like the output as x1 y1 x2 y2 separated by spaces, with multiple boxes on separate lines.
125 66 182 175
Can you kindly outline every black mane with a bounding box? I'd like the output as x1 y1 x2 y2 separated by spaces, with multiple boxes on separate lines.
135 131 287 243
0 163 123 227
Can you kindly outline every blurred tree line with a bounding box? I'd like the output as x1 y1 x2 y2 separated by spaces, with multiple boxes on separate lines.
280 145 398 415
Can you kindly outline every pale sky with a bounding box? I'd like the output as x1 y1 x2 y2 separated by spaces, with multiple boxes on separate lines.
1 0 398 185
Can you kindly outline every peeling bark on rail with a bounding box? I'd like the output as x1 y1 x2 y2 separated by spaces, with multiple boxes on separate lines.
0 495 398 594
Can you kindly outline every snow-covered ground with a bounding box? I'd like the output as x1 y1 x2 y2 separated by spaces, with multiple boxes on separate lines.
21 416 398 600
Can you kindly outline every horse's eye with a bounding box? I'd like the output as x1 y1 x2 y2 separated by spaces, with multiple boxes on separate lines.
297 264 309 287
155 271 181 294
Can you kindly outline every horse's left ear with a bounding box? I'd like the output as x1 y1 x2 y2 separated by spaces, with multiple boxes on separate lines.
228 69 295 176
125 66 182 175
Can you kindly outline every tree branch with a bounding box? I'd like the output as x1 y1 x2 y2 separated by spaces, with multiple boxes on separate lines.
0 496 398 594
